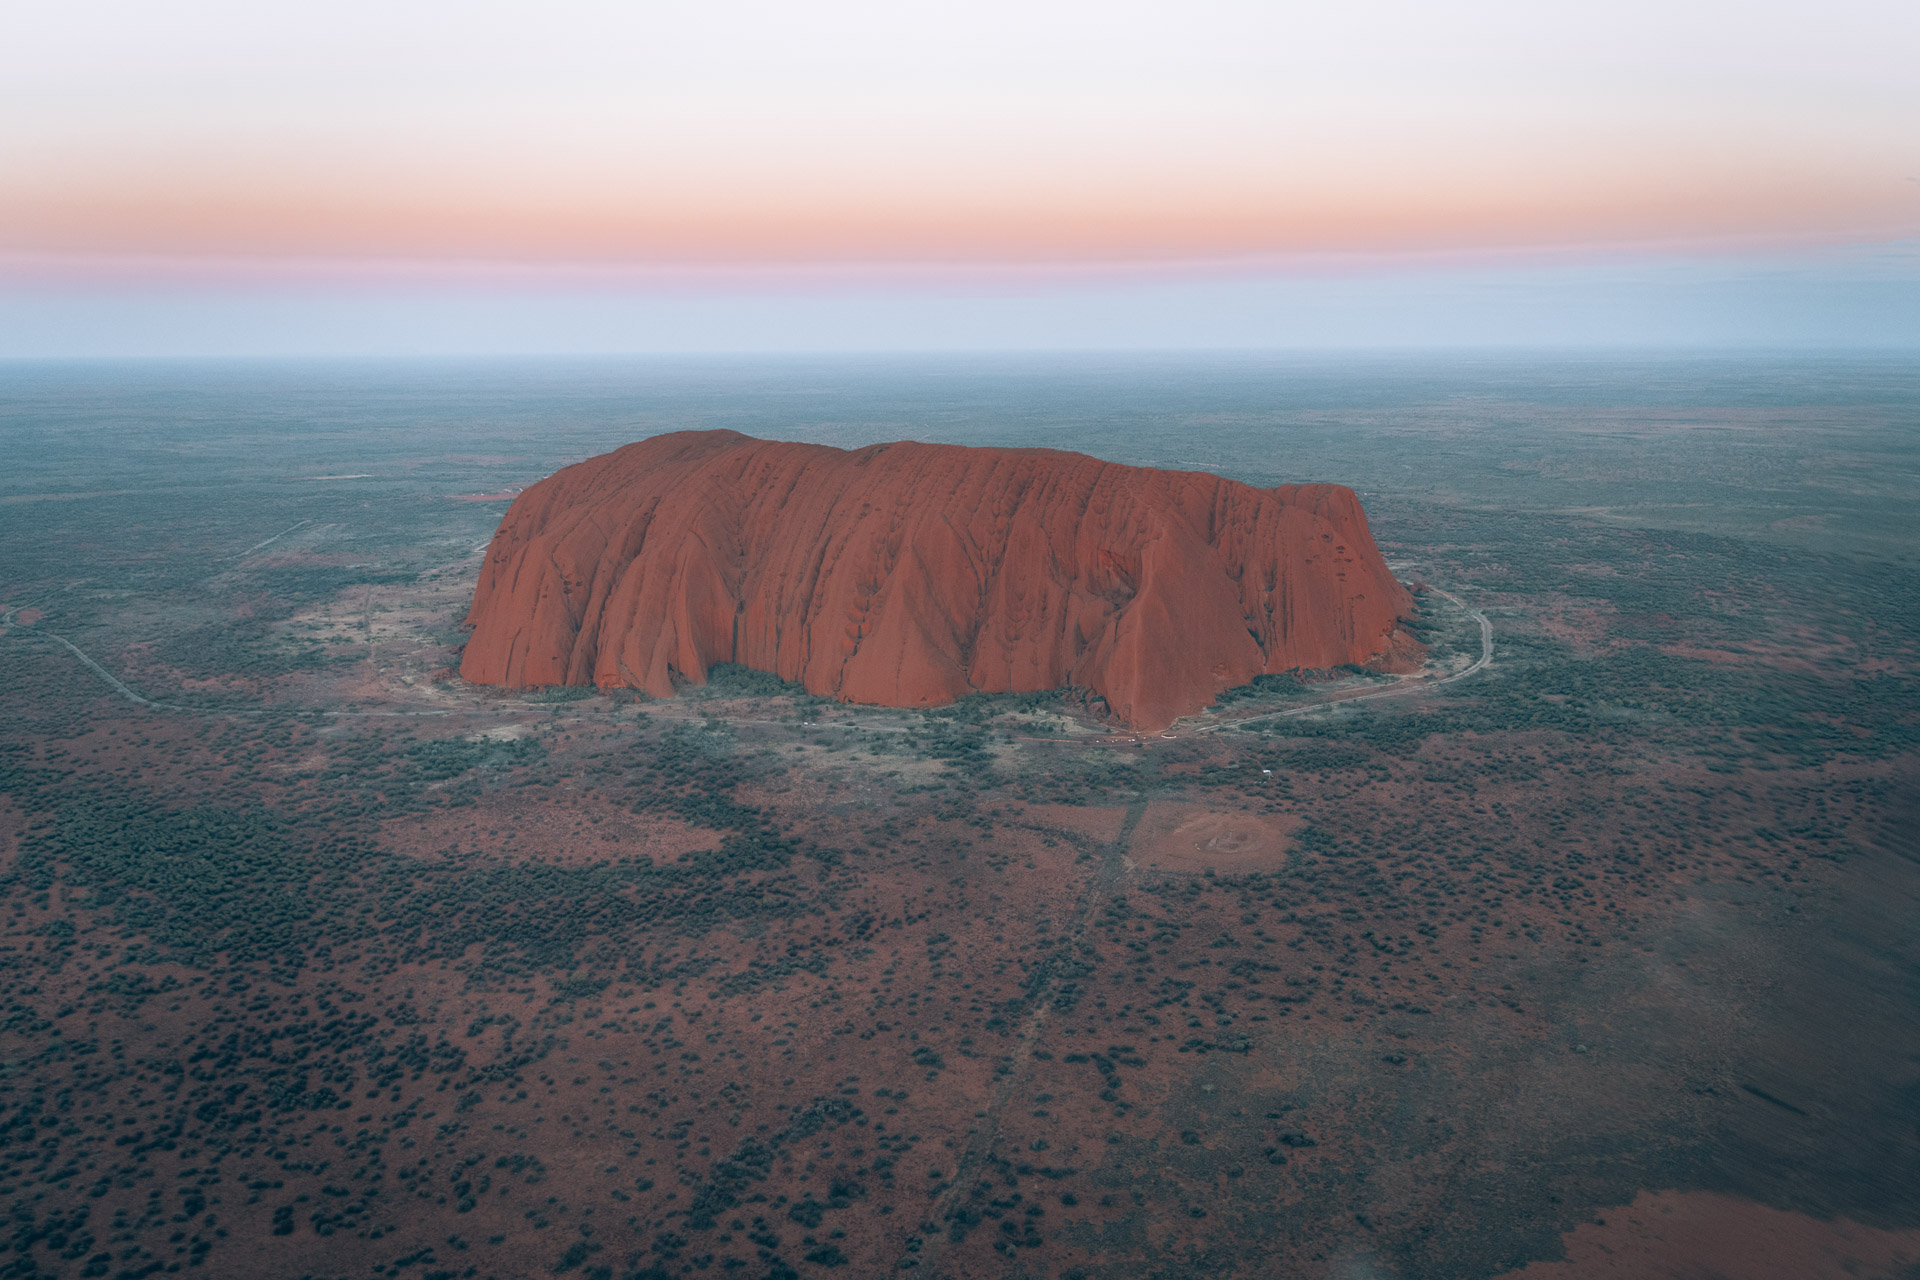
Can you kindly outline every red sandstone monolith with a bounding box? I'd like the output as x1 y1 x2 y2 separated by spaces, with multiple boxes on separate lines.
460 430 1414 730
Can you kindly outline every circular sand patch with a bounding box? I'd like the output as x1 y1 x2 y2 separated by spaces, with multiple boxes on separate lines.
1129 803 1296 873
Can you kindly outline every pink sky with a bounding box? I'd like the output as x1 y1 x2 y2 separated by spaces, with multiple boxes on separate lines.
3 0 1916 352
4 0 1917 274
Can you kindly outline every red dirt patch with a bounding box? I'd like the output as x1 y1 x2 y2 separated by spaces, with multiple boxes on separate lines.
380 792 721 866
1128 800 1296 873
1498 1190 1920 1280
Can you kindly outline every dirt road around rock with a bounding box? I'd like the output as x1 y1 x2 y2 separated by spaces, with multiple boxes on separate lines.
1 587 1493 743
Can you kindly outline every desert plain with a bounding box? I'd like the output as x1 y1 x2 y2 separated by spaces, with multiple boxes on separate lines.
2 355 1916 1280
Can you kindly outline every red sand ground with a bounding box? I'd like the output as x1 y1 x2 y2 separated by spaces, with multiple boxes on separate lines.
1501 1190 1920 1280
6 543 1915 1280
3 700 1911 1280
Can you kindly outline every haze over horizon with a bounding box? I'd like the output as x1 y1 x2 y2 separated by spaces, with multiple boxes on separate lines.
5 0 1918 354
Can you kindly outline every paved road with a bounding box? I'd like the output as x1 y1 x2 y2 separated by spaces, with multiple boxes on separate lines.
1182 585 1492 737
3 586 1492 738
2 606 465 719
226 518 313 562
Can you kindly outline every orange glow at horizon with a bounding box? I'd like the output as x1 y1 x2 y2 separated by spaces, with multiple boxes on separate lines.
5 0 1917 273
6 131 1916 269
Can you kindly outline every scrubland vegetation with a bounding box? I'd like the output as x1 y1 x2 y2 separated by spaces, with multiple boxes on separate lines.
2 358 1916 1278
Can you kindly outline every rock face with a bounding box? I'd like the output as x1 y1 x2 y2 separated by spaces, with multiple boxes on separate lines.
461 430 1414 730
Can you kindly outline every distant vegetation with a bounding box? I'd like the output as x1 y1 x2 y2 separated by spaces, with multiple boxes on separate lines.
1 358 1915 1278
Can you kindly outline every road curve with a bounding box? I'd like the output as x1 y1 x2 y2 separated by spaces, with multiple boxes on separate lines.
1172 585 1491 738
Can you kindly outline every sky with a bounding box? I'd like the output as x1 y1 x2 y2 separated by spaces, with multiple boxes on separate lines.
3 0 1917 354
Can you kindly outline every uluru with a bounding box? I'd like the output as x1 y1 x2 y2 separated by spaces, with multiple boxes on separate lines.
460 430 1415 729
